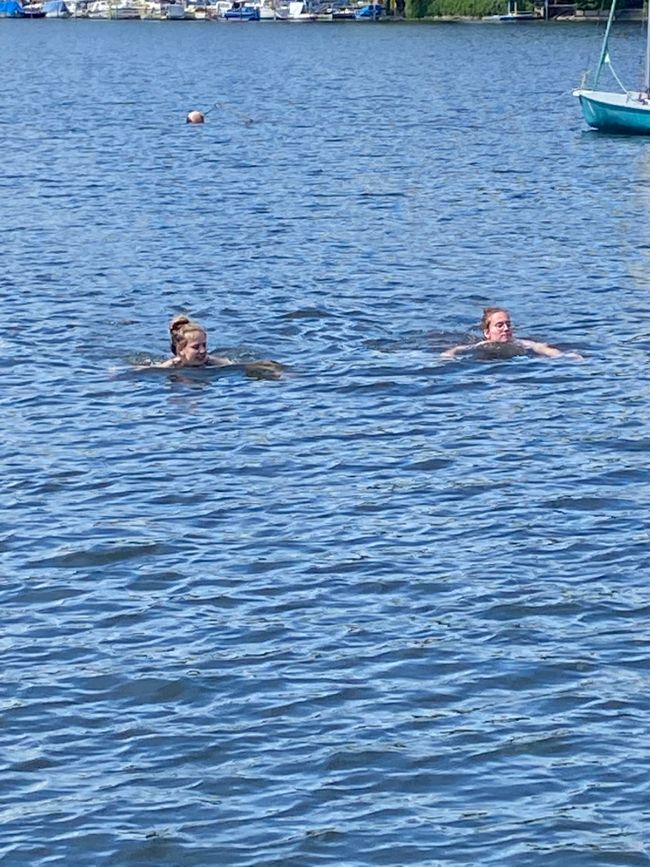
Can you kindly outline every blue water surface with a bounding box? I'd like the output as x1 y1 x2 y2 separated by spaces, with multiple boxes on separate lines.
1 16 650 866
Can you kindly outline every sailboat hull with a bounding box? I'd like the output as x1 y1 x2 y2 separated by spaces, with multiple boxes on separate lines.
574 89 650 134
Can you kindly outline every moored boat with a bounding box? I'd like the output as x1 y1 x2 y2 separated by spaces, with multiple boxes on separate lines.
287 1 316 19
575 89 650 134
573 0 650 133
482 0 539 20
330 4 355 18
256 0 288 18
354 2 383 17
87 0 141 15
110 2 141 16
42 0 71 15
185 0 210 16
223 2 259 17
66 0 89 14
163 0 185 15
22 2 46 15
141 0 186 17
0 0 24 15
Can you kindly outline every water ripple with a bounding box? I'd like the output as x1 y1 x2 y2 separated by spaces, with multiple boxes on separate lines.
2 18 650 867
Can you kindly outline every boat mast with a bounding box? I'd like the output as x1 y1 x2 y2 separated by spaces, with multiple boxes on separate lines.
645 4 650 92
594 0 617 88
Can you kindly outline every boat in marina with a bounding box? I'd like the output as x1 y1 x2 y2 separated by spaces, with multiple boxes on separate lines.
110 1 141 14
287 1 316 19
42 0 71 14
223 2 260 17
354 2 383 17
22 2 46 14
330 4 355 18
140 0 185 17
482 0 539 20
184 0 212 16
65 0 89 14
87 0 141 15
0 0 24 14
256 0 289 18
573 0 650 132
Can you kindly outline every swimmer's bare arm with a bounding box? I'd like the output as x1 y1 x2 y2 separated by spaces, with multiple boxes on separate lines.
440 344 477 359
518 339 583 359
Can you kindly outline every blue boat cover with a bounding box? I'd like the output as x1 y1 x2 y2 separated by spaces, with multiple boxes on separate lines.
355 2 384 15
223 4 259 16
0 0 24 14
42 0 69 10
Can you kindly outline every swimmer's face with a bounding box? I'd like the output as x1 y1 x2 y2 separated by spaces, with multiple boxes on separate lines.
484 310 513 342
178 329 208 365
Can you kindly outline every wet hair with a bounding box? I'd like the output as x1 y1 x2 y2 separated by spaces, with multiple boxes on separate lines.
481 307 509 334
169 315 206 355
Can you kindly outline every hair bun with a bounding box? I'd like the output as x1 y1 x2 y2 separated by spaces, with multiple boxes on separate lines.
170 314 191 333
168 314 205 355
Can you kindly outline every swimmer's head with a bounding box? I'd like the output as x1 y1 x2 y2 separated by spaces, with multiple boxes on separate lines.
482 307 512 342
170 315 208 366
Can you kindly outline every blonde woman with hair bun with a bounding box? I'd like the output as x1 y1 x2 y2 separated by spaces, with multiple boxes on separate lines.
143 315 283 378
161 315 231 368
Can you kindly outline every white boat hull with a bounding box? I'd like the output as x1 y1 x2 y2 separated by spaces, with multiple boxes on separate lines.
87 0 141 15
258 4 287 17
482 10 539 19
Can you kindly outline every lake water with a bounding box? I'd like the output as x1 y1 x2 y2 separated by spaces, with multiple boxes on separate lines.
2 16 650 866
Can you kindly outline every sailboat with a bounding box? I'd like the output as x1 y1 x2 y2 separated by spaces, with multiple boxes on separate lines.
573 0 650 133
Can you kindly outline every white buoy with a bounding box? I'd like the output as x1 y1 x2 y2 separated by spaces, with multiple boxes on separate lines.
186 110 205 124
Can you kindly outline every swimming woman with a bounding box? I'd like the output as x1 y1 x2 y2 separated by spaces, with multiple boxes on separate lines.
441 308 582 360
144 315 283 378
